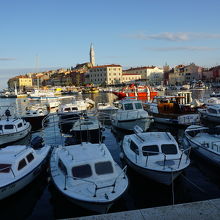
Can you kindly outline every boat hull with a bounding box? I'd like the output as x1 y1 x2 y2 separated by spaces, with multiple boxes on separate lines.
123 154 182 185
0 154 49 200
111 118 152 131
62 193 113 214
200 113 220 123
185 137 220 168
150 112 200 126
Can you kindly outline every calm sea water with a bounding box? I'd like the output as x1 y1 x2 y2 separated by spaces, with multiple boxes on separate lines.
1 90 220 220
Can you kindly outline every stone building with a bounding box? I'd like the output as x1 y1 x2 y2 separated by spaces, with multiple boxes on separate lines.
86 64 122 85
8 75 32 91
124 66 163 85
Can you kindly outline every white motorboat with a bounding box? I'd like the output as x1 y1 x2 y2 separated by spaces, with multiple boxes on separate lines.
28 89 56 101
0 109 31 146
203 97 220 106
0 136 51 200
70 116 104 144
50 142 128 213
121 126 190 185
111 99 153 131
198 104 220 123
97 102 118 122
22 104 49 129
57 100 91 133
97 103 118 114
185 125 220 168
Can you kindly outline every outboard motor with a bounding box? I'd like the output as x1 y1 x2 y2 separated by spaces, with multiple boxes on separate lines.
31 136 45 149
5 109 11 121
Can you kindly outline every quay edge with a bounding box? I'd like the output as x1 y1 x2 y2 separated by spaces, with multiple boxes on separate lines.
64 198 220 220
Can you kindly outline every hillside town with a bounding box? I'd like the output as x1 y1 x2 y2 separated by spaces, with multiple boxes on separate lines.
6 44 220 93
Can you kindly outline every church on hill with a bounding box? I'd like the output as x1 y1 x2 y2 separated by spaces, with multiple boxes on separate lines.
75 43 95 70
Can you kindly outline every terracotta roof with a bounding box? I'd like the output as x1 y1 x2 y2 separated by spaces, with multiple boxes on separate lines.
125 66 156 71
122 73 141 76
91 64 122 69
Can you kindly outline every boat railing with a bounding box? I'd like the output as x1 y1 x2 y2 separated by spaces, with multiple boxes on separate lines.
140 148 191 170
64 165 127 198
0 166 16 178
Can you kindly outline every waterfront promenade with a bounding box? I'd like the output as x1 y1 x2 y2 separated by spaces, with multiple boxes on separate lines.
70 198 220 220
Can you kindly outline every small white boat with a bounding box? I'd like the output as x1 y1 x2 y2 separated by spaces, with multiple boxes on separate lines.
203 97 220 106
70 117 104 144
22 104 49 129
121 126 190 185
57 100 90 133
57 99 91 115
50 142 128 213
185 125 220 168
97 103 118 114
0 109 31 146
198 104 220 123
0 137 51 200
111 99 153 131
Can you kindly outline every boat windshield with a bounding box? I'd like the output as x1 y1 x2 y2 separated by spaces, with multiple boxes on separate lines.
4 125 14 129
72 164 92 178
0 164 11 173
135 103 142 109
142 145 159 156
95 161 113 175
64 107 71 111
123 103 133 110
161 144 178 155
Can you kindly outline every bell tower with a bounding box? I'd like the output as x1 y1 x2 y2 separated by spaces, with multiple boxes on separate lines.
90 43 95 66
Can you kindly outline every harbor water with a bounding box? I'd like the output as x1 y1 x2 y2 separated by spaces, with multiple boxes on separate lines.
1 90 220 220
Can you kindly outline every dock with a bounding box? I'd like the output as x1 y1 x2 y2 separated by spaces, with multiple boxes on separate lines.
69 198 220 220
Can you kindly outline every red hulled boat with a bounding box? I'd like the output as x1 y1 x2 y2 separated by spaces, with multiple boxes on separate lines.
112 84 158 101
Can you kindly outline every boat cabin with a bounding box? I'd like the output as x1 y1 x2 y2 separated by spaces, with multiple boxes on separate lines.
0 118 29 134
118 99 144 111
126 132 180 158
57 144 117 180
152 96 194 114
0 146 36 177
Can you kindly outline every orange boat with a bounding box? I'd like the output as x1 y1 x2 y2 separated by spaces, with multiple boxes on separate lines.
113 84 158 101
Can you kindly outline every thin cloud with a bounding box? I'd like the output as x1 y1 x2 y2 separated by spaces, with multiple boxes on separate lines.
0 58 16 61
146 46 219 51
125 32 220 41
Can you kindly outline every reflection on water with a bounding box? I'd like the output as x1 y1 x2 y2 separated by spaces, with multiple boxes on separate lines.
1 90 220 219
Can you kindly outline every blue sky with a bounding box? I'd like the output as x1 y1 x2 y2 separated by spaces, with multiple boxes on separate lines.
0 0 220 88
